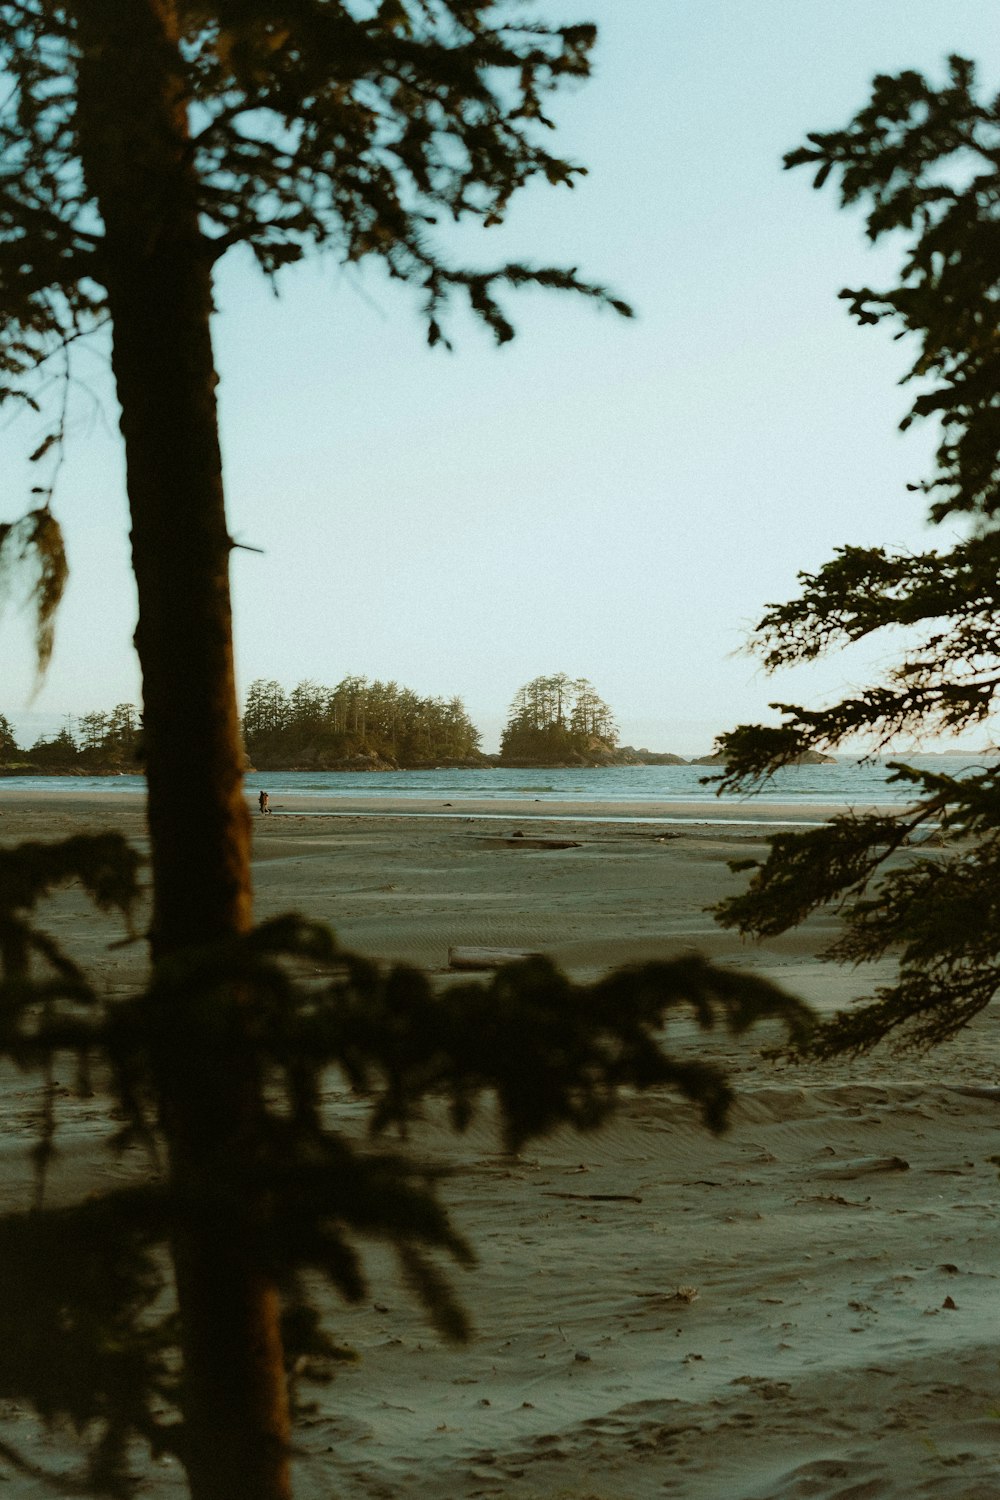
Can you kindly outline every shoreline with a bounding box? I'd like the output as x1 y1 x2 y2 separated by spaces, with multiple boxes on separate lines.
0 787 894 826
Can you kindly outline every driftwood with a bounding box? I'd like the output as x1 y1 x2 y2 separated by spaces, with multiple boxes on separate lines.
479 835 582 851
816 1155 909 1179
448 946 543 971
543 1192 643 1204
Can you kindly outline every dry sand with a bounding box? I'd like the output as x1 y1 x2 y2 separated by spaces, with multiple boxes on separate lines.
2 792 999 1499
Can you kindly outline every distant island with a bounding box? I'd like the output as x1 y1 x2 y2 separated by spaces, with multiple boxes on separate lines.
498 673 624 767
689 749 836 767
0 674 837 774
0 704 142 775
241 677 482 770
498 675 836 768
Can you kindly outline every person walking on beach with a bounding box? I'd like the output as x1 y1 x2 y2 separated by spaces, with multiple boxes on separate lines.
258 790 271 815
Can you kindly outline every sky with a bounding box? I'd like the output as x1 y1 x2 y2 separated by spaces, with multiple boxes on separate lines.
4 2 1000 755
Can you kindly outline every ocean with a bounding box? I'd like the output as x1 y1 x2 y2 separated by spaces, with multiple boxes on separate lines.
0 756 988 814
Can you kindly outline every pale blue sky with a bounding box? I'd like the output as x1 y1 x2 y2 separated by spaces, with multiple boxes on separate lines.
4 3 1000 753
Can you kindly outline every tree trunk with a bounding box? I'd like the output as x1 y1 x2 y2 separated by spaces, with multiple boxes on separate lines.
74 5 291 1497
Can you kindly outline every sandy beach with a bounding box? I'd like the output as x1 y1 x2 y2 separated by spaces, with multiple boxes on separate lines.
2 792 999 1498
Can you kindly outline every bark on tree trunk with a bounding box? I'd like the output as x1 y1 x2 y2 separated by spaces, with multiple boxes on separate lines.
74 5 292 1497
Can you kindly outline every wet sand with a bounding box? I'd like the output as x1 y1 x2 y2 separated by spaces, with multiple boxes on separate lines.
1 794 998 1498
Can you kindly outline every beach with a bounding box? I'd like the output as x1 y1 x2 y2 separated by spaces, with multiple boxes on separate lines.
2 792 999 1498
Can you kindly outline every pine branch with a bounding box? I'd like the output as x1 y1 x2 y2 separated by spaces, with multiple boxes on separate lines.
0 828 814 1493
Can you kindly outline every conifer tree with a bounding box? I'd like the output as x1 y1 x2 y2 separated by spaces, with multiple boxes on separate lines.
0 6 811 1497
714 56 1000 1058
0 712 17 758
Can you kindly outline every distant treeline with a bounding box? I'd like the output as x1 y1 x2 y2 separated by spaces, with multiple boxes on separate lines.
0 679 482 773
0 705 141 772
3 673 828 773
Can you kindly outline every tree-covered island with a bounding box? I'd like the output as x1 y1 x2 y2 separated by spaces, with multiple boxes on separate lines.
0 706 141 772
498 672 619 766
0 676 834 773
242 677 483 769
0 683 485 774
3 671 700 772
